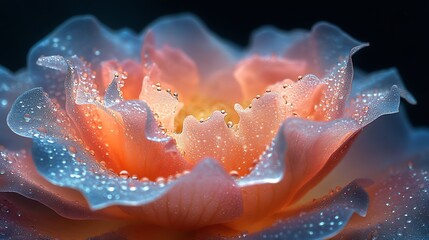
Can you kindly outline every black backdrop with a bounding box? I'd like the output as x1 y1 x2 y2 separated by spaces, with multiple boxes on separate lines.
1 1 428 127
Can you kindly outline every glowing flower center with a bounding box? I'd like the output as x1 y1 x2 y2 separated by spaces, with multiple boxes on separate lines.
174 95 240 133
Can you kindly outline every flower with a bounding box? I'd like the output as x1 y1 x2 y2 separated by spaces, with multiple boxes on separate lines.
0 13 428 239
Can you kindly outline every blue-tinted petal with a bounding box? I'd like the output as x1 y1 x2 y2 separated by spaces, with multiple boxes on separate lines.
0 148 117 220
352 68 416 105
219 180 368 240
32 133 243 226
0 67 32 149
334 169 429 239
302 68 428 205
145 13 240 79
7 87 75 139
247 26 306 56
285 22 364 78
28 15 141 107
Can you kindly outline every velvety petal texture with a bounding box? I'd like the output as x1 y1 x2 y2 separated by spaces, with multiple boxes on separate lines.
0 13 427 240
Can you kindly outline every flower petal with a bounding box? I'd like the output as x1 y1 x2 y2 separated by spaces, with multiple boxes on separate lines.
145 14 239 80
334 169 429 239
285 22 363 78
0 192 126 239
141 32 199 101
100 59 144 101
110 100 190 179
234 56 306 100
247 26 306 56
28 15 141 107
215 180 368 239
0 148 125 220
32 134 242 227
0 67 32 150
120 158 243 229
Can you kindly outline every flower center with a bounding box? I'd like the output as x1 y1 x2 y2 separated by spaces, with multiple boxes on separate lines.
174 95 240 133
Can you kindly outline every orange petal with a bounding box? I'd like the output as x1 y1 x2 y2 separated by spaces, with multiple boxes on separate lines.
100 59 144 100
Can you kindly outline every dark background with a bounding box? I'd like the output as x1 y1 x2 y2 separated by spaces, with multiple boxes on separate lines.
0 1 428 127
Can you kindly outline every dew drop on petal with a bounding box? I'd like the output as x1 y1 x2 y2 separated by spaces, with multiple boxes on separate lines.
119 170 129 179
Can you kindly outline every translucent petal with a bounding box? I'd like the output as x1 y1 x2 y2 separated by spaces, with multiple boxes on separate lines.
141 33 199 101
0 192 126 239
119 158 243 228
220 180 368 239
228 118 360 228
28 15 141 107
138 72 184 132
0 66 32 149
334 169 429 239
110 101 191 179
247 26 306 56
308 109 429 200
32 135 243 227
100 59 143 100
144 13 239 80
351 68 416 105
234 56 306 99
7 87 76 139
285 22 363 78
0 149 122 220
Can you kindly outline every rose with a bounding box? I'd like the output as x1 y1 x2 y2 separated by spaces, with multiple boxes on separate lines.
0 14 428 239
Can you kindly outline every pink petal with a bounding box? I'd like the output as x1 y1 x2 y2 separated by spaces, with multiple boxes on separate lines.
119 159 243 229
138 69 184 132
144 14 238 80
234 56 306 100
141 32 199 101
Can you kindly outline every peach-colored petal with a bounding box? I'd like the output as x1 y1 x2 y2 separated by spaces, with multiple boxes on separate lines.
228 118 360 229
110 101 190 179
120 159 243 229
138 71 184 133
100 59 144 100
216 180 369 239
235 56 306 99
175 111 244 173
144 14 238 80
201 68 243 104
142 32 199 100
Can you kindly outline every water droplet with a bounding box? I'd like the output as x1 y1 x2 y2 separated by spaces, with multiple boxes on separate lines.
121 72 128 80
0 169 5 175
0 99 7 107
119 170 129 179
23 113 31 123
229 170 239 178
